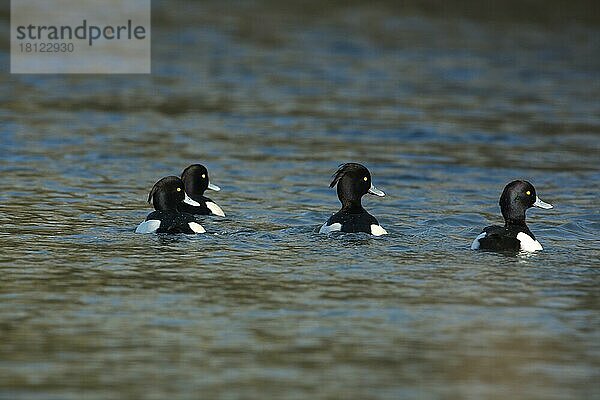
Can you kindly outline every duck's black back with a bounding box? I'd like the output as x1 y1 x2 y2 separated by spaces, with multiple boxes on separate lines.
146 210 198 234
478 224 535 251
327 210 379 234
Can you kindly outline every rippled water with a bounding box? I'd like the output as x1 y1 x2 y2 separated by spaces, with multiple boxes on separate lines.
1 1 599 399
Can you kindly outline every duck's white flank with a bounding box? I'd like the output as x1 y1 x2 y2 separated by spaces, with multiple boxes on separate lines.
188 222 206 234
319 222 341 234
206 202 225 217
135 220 161 234
516 232 543 251
370 224 388 236
471 232 487 250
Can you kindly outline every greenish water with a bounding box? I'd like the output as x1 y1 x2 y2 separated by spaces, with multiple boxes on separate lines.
0 1 599 399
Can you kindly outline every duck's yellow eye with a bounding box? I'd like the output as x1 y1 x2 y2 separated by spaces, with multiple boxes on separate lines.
526 190 531 195
177 187 181 192
363 177 368 181
201 174 206 179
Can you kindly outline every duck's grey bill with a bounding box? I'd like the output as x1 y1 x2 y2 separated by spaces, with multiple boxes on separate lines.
368 184 385 197
208 183 221 191
533 196 553 209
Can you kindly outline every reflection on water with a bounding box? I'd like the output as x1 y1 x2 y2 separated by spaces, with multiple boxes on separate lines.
0 1 599 399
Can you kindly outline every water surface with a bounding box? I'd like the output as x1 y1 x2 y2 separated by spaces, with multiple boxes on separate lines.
0 1 599 399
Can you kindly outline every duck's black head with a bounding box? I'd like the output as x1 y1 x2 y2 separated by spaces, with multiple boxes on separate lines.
147 176 185 211
181 164 220 200
329 163 385 209
499 180 553 225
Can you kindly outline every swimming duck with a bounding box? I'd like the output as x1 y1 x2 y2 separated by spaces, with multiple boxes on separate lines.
471 180 553 252
178 164 225 216
319 163 388 236
135 176 205 234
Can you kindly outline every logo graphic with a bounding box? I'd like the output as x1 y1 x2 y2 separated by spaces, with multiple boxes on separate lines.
11 0 151 74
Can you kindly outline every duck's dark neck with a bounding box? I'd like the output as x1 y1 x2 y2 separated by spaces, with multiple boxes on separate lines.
153 193 178 212
188 191 207 203
182 178 206 201
335 176 369 213
504 217 527 228
505 217 535 239
341 200 364 213
337 186 364 212
501 201 528 228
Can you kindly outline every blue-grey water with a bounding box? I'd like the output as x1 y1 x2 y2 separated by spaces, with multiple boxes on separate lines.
0 1 599 399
